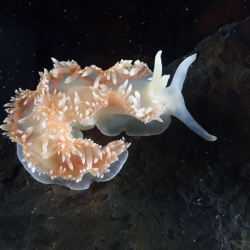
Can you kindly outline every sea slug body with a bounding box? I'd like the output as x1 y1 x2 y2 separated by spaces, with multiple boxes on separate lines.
1 51 216 190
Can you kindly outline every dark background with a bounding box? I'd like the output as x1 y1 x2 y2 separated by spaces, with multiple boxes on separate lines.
0 0 249 123
1 1 250 250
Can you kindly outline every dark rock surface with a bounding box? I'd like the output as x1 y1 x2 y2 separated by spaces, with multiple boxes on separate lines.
1 17 250 250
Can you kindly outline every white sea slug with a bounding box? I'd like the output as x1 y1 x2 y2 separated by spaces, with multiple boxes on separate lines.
1 51 216 190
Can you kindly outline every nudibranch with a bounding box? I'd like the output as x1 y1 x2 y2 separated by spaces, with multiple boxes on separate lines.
1 51 216 190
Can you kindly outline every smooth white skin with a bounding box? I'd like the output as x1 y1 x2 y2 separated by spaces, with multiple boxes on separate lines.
96 113 171 137
162 54 216 141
